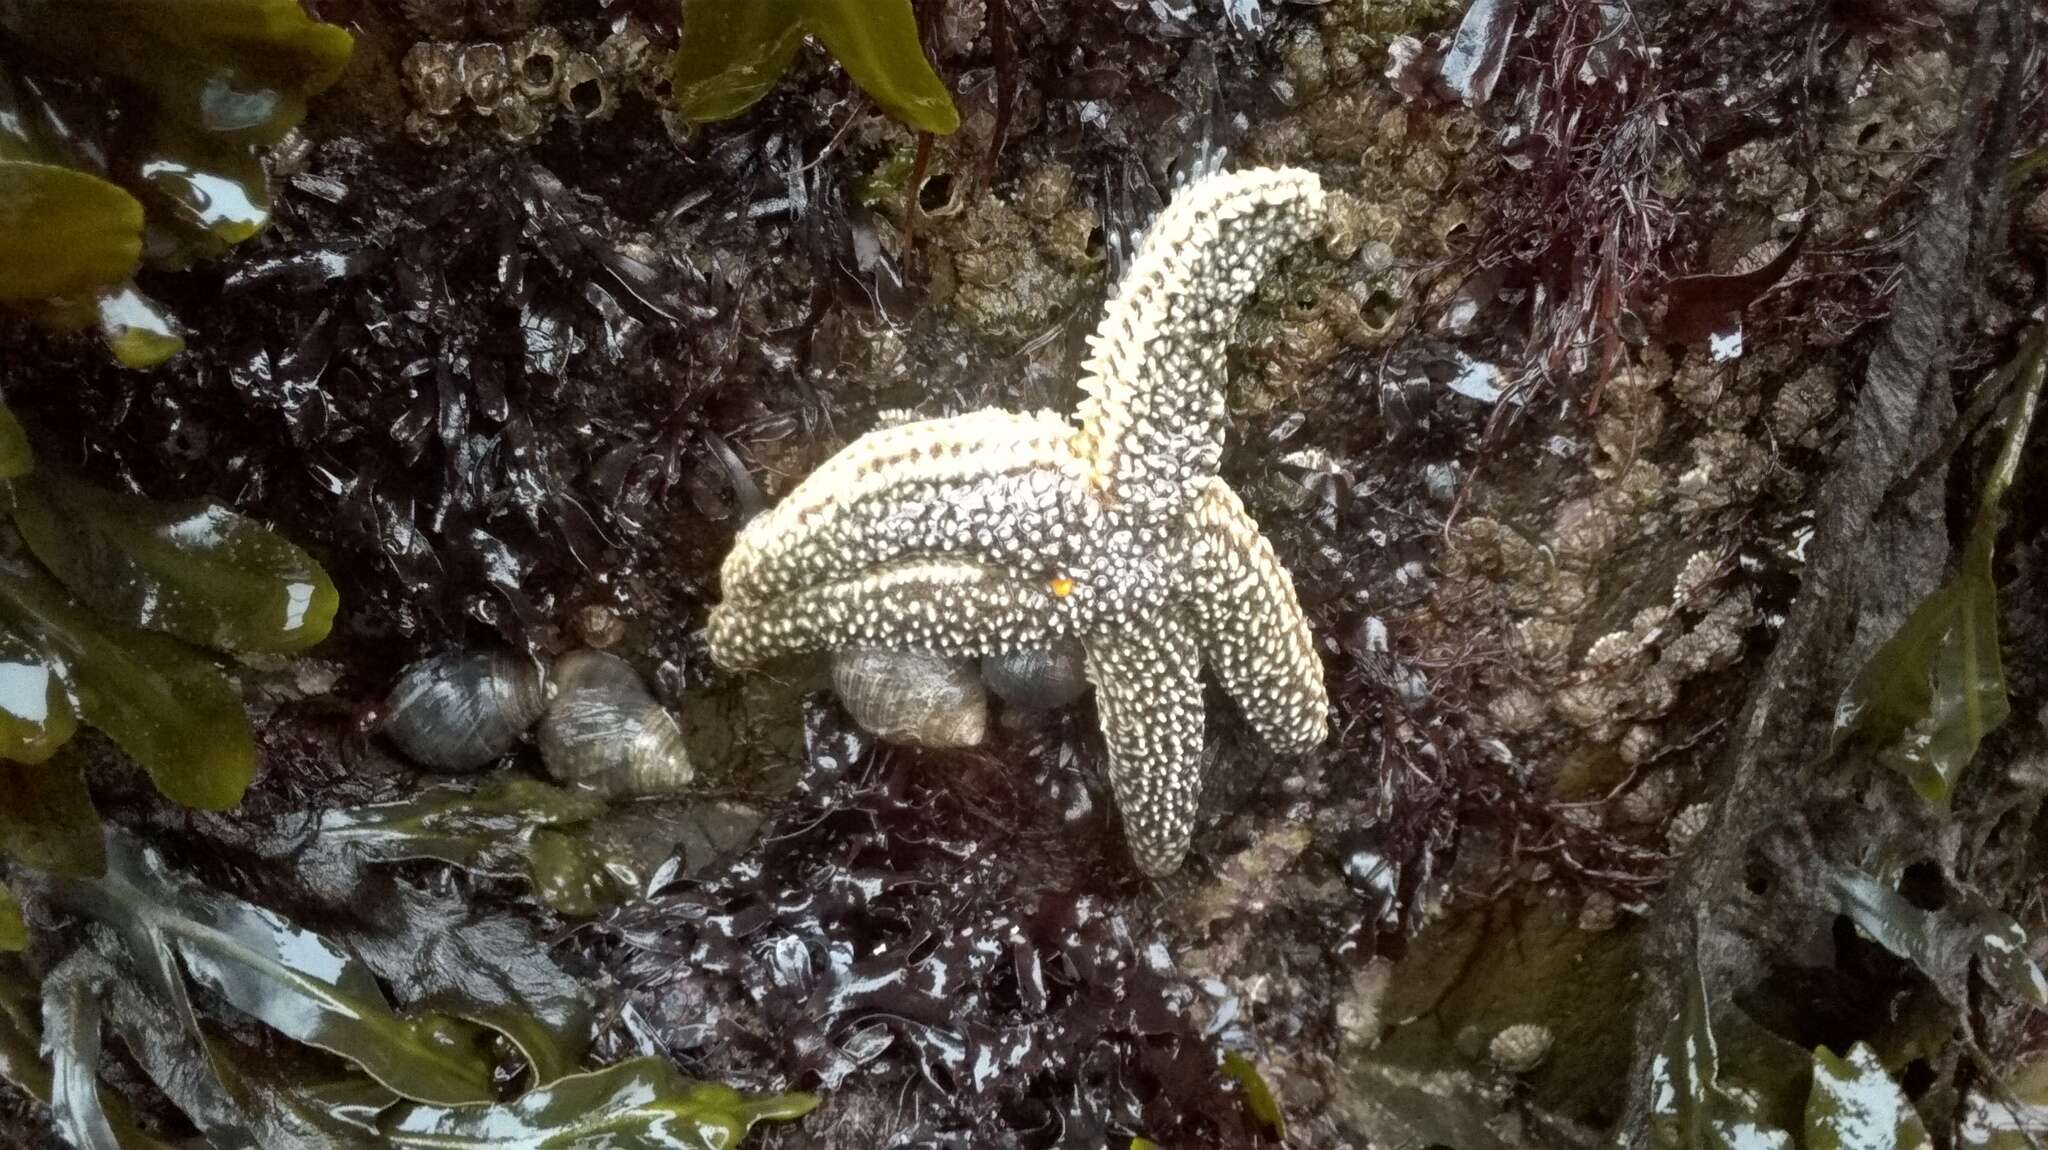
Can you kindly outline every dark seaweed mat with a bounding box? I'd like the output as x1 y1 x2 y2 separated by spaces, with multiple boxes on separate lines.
585 697 1271 1149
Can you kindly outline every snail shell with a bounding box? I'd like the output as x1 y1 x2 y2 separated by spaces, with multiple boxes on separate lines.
832 648 987 748
981 642 1091 711
383 650 551 772
538 651 693 797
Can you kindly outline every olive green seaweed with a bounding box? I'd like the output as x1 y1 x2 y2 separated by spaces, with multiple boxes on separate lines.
1821 860 2048 1009
381 1054 819 1150
1648 964 1795 1150
104 984 397 1149
1834 324 2043 804
49 830 500 1107
0 623 79 763
11 470 340 653
673 0 959 134
527 826 634 917
1960 1055 2048 1150
1806 1044 1931 1150
317 776 632 920
0 556 256 809
0 884 23 951
88 285 187 370
0 0 353 147
3 954 176 1150
42 958 124 1150
0 403 30 479
0 962 50 1100
0 0 354 362
0 160 144 301
0 751 105 876
1221 1051 1286 1138
44 946 336 1150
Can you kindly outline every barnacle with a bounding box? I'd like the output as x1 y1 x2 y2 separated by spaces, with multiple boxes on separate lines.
557 51 614 122
0 0 354 366
458 42 511 110
512 25 569 100
671 0 959 135
403 41 463 117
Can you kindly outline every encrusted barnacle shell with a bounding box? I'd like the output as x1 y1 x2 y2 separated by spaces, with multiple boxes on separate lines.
1578 890 1619 932
1514 618 1573 679
833 648 987 748
383 650 551 772
1438 109 1483 156
1667 802 1712 852
595 22 656 83
1615 768 1680 827
404 109 456 149
557 51 615 121
982 642 1091 711
1489 1024 1554 1074
1583 630 1638 670
1617 723 1661 766
459 43 512 110
495 94 547 143
537 651 694 797
1490 1019 1548 1072
512 26 568 99
401 42 463 117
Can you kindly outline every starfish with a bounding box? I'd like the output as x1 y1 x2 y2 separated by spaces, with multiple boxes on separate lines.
707 166 1330 875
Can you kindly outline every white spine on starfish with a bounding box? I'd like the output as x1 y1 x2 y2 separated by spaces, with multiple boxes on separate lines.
1073 167 1325 521
707 558 1069 668
1085 618 1207 877
719 409 1089 606
1181 478 1329 754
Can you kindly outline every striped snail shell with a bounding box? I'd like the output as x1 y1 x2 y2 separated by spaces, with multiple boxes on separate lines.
981 641 1091 711
382 650 552 772
832 647 987 748
537 651 694 797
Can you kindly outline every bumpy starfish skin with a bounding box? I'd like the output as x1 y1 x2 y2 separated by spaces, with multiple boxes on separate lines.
708 167 1330 874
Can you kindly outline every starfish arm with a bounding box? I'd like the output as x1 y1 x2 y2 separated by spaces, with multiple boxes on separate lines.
706 558 1067 668
720 409 1088 605
1182 479 1329 754
1073 167 1325 519
1086 618 1207 877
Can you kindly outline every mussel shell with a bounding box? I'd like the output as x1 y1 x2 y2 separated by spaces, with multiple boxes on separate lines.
832 648 987 748
383 650 550 772
981 642 1091 711
538 651 693 797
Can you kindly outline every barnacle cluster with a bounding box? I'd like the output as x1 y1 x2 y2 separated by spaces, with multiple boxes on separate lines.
0 0 353 367
399 21 666 148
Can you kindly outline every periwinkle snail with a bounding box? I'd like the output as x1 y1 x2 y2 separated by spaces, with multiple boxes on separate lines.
830 642 1092 747
538 651 694 797
380 647 692 796
381 650 552 772
981 641 1090 711
832 648 987 748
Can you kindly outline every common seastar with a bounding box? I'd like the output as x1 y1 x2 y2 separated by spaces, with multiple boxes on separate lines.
707 166 1330 875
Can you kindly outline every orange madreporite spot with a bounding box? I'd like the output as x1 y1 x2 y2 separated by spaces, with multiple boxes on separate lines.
1048 576 1075 598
